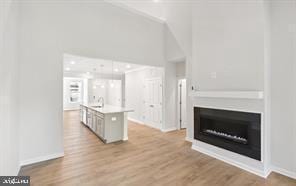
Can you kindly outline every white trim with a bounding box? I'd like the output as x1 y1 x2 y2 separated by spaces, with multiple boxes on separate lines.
264 166 273 178
189 91 264 99
167 56 186 63
129 117 162 131
191 144 267 178
271 165 296 179
125 67 150 74
185 137 193 143
144 123 161 130
104 0 165 24
177 79 187 130
128 117 144 125
63 108 80 111
20 152 64 167
193 105 262 115
161 127 177 132
16 165 21 176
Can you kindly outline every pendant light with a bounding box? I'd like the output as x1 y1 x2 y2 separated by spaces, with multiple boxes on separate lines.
100 64 105 89
110 61 115 88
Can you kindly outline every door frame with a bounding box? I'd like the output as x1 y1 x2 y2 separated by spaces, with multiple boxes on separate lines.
177 77 186 130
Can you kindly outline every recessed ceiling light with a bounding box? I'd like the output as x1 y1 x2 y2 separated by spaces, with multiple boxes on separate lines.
114 68 119 72
65 67 70 71
153 0 159 3
126 65 131 69
86 72 90 75
70 61 75 65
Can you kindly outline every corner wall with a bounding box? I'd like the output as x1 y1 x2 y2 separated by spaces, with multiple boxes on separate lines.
175 0 268 176
0 0 20 176
19 0 165 164
270 0 296 177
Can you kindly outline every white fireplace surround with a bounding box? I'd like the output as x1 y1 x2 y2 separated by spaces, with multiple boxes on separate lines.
189 90 264 99
189 90 268 177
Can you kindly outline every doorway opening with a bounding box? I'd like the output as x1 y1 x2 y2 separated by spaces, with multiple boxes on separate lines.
175 61 187 130
178 79 187 129
62 54 165 132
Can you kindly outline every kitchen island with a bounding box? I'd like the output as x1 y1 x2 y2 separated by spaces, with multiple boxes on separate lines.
80 103 133 143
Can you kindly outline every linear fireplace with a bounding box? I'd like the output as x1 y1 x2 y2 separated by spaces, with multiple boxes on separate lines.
194 107 261 160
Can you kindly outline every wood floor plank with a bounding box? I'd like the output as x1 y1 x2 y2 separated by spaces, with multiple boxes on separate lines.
19 111 296 186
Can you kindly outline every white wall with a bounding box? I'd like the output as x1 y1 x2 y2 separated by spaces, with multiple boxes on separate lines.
125 67 164 124
19 0 164 163
176 62 186 78
190 1 269 176
125 66 176 131
164 24 185 62
125 69 145 122
192 1 265 91
270 0 296 176
88 79 108 103
0 0 20 175
164 62 177 130
88 79 122 107
162 1 193 141
106 80 122 107
163 2 192 57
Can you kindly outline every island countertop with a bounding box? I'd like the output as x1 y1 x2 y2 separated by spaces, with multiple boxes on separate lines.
81 103 134 114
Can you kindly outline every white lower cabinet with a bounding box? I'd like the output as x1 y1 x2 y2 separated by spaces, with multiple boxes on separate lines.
80 105 125 143
80 105 87 125
94 113 105 139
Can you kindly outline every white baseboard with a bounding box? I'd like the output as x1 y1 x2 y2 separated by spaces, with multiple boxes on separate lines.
191 144 267 178
128 117 144 125
16 165 21 176
271 165 296 179
20 152 64 167
161 127 177 132
185 136 193 143
264 166 273 178
63 108 79 111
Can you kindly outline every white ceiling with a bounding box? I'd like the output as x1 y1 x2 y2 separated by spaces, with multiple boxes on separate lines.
106 0 165 21
63 54 146 75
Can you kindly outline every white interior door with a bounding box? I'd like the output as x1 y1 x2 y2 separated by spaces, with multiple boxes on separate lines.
178 79 187 129
144 78 163 129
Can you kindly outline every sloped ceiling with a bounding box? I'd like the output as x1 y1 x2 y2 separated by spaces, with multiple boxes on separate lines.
105 0 165 21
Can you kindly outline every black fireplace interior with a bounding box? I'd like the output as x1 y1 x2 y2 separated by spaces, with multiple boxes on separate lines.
194 107 261 160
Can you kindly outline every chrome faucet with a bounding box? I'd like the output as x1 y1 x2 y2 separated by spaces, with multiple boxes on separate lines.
98 97 104 107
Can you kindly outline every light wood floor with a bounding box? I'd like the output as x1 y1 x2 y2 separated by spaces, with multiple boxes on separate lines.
19 111 296 186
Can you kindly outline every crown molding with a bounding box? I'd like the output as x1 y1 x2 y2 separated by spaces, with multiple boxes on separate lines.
104 0 165 24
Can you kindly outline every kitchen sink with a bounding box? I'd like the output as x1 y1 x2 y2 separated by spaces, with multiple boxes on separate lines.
92 106 103 108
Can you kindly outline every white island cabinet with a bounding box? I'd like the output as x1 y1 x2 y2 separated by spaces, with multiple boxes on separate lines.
80 103 133 143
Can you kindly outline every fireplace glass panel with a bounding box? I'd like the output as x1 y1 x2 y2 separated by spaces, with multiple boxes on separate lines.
194 107 261 160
